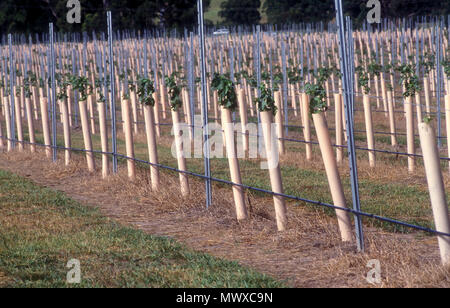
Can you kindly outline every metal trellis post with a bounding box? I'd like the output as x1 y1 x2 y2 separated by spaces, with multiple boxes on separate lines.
107 11 118 173
335 0 365 252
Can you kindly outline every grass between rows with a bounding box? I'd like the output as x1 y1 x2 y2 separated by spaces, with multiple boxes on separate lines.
0 169 284 288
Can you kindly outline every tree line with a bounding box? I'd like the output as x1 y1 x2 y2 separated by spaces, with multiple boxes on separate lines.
223 0 450 26
0 0 211 34
0 0 448 34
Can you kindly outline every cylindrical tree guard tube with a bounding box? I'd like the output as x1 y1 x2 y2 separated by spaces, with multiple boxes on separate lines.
0 103 3 148
182 88 189 124
0 119 3 149
363 95 375 168
312 112 353 242
19 87 25 118
247 84 254 117
405 96 415 173
418 122 450 266
79 99 95 172
213 90 219 126
301 93 312 160
153 91 161 138
222 107 248 221
60 99 71 166
14 94 24 152
387 90 397 146
121 99 136 180
160 81 167 120
260 110 288 231
32 86 39 120
88 94 96 135
415 93 423 125
183 88 193 142
25 97 36 153
144 102 160 192
290 84 298 117
66 86 73 127
237 87 249 157
274 91 285 156
325 80 331 111
424 77 431 115
39 97 52 159
334 93 343 164
97 101 109 178
374 75 380 109
2 97 11 151
381 76 388 117
130 90 139 135
446 95 450 173
171 109 190 196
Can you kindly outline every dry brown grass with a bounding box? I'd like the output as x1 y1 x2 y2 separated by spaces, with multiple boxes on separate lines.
0 149 449 287
0 272 12 287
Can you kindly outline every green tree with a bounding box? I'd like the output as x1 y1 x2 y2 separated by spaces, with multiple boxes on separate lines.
0 0 210 34
219 0 260 25
264 0 334 24
264 0 450 25
157 0 210 29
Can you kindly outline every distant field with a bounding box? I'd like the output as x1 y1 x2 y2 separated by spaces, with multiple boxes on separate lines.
204 0 267 25
204 0 225 24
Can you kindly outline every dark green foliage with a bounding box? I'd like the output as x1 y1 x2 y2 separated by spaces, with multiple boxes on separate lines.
56 73 71 102
397 64 421 98
442 58 450 78
70 75 90 101
246 75 258 88
423 116 433 124
264 0 335 24
255 83 277 115
0 0 210 34
305 83 327 114
367 60 382 77
356 66 370 95
23 77 32 99
137 78 156 106
288 67 302 85
316 67 332 84
211 73 238 111
2 0 447 32
219 0 261 25
305 67 332 114
165 73 183 111
420 52 436 77
264 0 449 26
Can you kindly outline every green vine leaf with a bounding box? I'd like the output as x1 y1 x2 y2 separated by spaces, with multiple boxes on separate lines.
255 83 277 116
165 73 183 111
396 64 421 98
137 78 156 106
305 82 327 114
211 73 238 111
356 66 370 95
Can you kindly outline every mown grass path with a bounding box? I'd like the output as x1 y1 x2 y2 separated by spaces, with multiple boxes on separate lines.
0 169 284 288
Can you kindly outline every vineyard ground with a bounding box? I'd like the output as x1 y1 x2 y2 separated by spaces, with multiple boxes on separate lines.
0 150 449 287
0 167 283 288
13 101 450 233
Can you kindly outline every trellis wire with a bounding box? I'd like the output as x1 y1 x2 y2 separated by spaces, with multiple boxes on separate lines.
1 134 449 240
